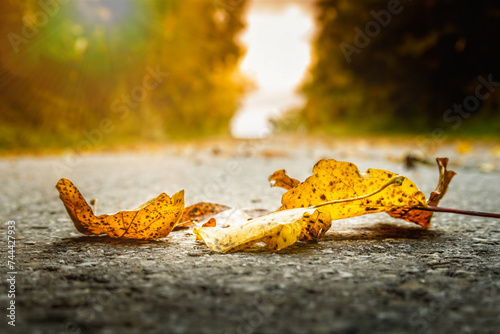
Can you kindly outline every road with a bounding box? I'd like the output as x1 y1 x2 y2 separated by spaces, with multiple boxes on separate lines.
1 136 499 334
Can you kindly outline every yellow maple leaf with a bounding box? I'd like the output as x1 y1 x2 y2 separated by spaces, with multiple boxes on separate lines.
56 178 184 239
277 158 455 229
279 159 427 221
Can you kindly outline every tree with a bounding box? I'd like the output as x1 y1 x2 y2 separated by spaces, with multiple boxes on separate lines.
0 0 249 150
302 0 500 134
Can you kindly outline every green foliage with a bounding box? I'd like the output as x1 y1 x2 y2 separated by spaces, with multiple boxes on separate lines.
301 0 500 135
0 0 248 151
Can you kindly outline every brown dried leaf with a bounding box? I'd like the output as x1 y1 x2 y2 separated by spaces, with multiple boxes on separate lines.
268 169 300 190
56 178 184 239
202 217 217 228
175 202 231 228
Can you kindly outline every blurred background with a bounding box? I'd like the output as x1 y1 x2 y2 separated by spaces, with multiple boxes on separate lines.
1 0 500 152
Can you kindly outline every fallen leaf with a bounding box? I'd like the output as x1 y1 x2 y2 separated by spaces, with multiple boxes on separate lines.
195 208 269 230
193 208 310 253
202 218 217 227
278 159 428 223
56 178 184 239
388 158 456 228
268 169 300 190
194 176 404 252
402 152 431 170
175 202 230 228
277 158 456 230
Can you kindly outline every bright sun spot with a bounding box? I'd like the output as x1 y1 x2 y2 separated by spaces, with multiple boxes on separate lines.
231 4 314 138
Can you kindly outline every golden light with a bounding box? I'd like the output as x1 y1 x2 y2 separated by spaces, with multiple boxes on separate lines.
231 3 314 138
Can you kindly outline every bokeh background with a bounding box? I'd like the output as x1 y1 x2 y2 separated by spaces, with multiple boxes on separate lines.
1 0 500 152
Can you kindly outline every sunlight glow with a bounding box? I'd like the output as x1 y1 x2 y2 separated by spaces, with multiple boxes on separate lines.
231 5 314 138
240 7 312 91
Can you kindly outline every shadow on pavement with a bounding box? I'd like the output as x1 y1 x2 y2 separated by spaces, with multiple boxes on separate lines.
55 235 168 246
323 222 444 242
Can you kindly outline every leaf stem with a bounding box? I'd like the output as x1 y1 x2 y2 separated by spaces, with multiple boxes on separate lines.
410 206 500 219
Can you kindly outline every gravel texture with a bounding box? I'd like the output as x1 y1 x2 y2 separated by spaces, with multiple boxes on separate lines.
1 136 499 334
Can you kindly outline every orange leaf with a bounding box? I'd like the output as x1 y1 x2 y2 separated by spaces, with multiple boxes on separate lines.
176 202 230 228
56 178 184 239
202 217 217 227
268 169 300 190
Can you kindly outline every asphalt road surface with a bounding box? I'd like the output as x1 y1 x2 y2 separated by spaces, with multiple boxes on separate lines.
1 136 499 334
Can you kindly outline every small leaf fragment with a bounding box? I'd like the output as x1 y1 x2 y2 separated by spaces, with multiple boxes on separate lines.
56 178 184 239
268 169 300 190
176 202 231 228
299 209 332 242
202 217 217 228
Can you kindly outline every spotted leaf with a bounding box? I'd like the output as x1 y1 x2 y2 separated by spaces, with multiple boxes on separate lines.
278 159 428 225
56 178 184 239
